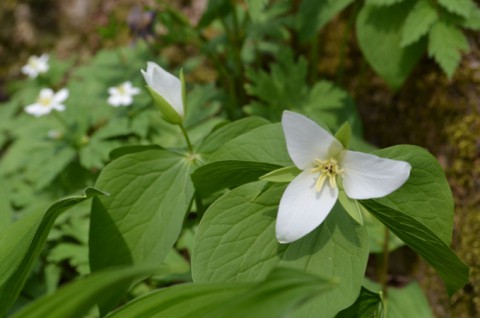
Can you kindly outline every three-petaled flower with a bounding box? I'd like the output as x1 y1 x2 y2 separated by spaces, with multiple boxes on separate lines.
107 81 140 107
141 62 185 124
25 88 69 117
276 111 411 244
21 54 49 79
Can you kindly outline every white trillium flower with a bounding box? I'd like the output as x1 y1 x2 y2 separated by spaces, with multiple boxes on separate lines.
107 81 140 107
21 54 49 78
141 62 185 124
24 88 69 117
276 111 411 244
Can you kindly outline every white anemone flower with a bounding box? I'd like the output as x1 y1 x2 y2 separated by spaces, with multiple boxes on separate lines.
276 111 411 244
107 81 140 107
141 62 184 122
21 54 49 78
24 88 69 117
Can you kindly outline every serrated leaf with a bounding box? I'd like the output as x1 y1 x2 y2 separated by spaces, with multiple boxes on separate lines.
192 181 369 317
428 20 469 78
296 0 355 42
462 4 480 30
0 188 106 316
109 267 336 318
89 149 195 313
356 2 426 89
192 160 281 196
360 199 469 296
401 0 438 47
437 0 474 18
10 266 156 318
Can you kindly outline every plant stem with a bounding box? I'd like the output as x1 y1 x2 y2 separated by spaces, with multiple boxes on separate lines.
379 227 390 298
179 124 194 153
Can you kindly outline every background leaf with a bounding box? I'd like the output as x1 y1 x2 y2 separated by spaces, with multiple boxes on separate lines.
400 0 438 47
0 188 105 316
192 181 369 317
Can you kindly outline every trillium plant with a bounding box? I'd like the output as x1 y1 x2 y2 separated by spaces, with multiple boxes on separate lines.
1 55 469 318
276 111 411 243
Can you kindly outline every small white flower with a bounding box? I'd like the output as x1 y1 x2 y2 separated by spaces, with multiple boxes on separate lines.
107 81 140 107
276 111 411 244
21 54 49 78
25 88 69 117
47 130 63 139
141 61 184 117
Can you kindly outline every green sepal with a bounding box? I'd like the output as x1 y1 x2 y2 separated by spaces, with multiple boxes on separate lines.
335 122 351 148
146 86 183 125
259 165 301 183
180 68 187 116
338 190 364 225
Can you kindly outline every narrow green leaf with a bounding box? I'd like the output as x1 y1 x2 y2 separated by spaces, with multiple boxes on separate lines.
11 266 156 318
360 199 469 296
89 149 195 313
192 160 281 196
0 188 106 316
109 267 336 318
192 181 369 317
334 122 351 149
400 0 438 47
337 191 364 225
259 165 301 183
356 2 426 89
366 0 405 5
428 20 469 78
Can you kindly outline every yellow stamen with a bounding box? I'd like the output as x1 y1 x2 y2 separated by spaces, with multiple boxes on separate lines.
311 158 343 192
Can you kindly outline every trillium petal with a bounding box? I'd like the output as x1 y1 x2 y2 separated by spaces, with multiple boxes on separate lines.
150 65 184 116
341 150 411 200
282 111 343 170
276 170 338 244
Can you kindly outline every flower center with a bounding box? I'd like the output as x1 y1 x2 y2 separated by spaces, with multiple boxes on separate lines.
117 85 127 95
38 97 52 107
311 158 343 192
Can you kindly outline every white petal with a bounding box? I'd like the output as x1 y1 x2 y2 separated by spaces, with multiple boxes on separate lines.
53 104 65 112
25 104 50 117
151 65 184 116
129 87 140 95
39 88 54 100
108 87 118 95
276 170 338 244
282 111 343 170
341 150 411 200
141 69 153 87
53 89 69 104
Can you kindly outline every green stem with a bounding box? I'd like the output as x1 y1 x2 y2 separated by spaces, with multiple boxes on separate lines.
379 227 390 299
179 124 194 153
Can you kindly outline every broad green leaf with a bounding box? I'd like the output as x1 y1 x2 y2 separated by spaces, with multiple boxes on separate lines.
462 4 480 30
199 117 269 156
296 0 355 42
364 279 432 318
388 282 433 318
192 181 369 317
260 165 301 183
372 145 454 244
356 2 426 89
401 0 438 47
108 267 336 318
89 149 195 312
336 287 383 318
363 211 404 253
191 160 281 196
0 176 12 231
210 123 292 165
360 199 469 295
109 145 163 161
437 0 474 18
0 188 105 316
10 266 156 318
428 20 469 78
